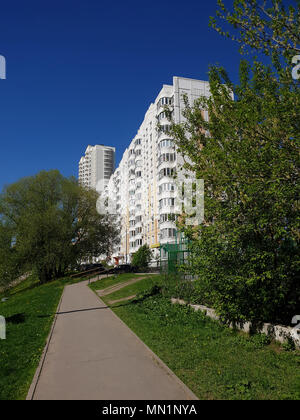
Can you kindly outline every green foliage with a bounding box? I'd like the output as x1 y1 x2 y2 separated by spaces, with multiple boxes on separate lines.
98 275 163 305
249 333 271 349
282 336 296 352
0 170 119 284
0 222 20 291
131 244 153 270
168 58 299 325
209 0 300 60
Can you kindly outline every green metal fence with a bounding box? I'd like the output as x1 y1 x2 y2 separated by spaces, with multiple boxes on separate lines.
159 232 192 276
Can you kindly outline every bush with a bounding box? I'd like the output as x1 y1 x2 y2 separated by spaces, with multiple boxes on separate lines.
131 245 152 271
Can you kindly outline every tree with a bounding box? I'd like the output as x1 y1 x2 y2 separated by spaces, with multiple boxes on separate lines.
161 0 300 327
209 0 300 60
0 170 119 284
0 221 20 291
168 59 299 325
131 245 153 270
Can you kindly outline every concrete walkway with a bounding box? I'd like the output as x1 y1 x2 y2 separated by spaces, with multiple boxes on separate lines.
27 278 197 400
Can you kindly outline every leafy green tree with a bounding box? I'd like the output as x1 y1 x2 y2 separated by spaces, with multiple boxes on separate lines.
131 244 153 270
0 170 119 284
169 58 299 325
162 0 300 326
0 221 20 291
209 0 300 59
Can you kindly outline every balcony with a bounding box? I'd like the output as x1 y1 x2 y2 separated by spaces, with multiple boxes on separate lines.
157 153 176 169
156 96 173 112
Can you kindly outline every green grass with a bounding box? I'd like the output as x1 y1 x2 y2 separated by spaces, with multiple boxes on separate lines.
100 275 163 304
102 282 300 400
3 271 299 400
89 273 143 293
0 273 86 400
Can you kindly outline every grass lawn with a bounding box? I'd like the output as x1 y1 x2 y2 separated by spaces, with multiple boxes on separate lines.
0 273 85 400
89 273 142 293
99 276 300 400
100 275 163 304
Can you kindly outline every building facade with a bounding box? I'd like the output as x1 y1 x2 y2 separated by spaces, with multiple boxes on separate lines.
78 144 115 193
105 76 210 263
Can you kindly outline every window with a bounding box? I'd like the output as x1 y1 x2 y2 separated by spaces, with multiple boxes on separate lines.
159 139 174 149
159 183 175 194
158 125 171 134
159 198 175 209
159 167 175 179
129 159 135 166
158 153 176 166
159 213 176 223
160 228 177 239
157 97 173 108
157 111 168 121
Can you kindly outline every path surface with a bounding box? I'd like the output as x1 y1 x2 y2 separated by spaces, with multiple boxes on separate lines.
28 277 197 400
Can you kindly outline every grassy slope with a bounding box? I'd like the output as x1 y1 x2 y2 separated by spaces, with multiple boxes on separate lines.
100 275 163 303
0 274 84 400
2 271 298 400
98 275 300 400
89 273 142 293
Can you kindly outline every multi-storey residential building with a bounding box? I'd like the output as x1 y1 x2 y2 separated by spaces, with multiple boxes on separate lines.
105 76 210 263
78 144 115 193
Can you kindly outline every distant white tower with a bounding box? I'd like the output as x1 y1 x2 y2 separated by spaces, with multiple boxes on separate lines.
78 144 115 194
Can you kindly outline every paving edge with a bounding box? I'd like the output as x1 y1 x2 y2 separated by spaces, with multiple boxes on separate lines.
96 293 199 401
26 286 66 400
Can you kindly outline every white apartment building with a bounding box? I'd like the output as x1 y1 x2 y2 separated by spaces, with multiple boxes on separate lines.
78 144 115 193
105 76 210 263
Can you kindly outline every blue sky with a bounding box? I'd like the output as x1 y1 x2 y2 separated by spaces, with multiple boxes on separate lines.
0 0 243 191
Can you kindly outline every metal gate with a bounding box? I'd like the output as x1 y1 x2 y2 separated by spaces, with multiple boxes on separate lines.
159 232 191 276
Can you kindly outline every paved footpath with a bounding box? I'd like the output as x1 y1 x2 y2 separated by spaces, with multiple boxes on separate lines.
27 278 197 400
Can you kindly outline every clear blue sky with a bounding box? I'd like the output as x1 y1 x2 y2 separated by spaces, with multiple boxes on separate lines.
0 0 243 191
